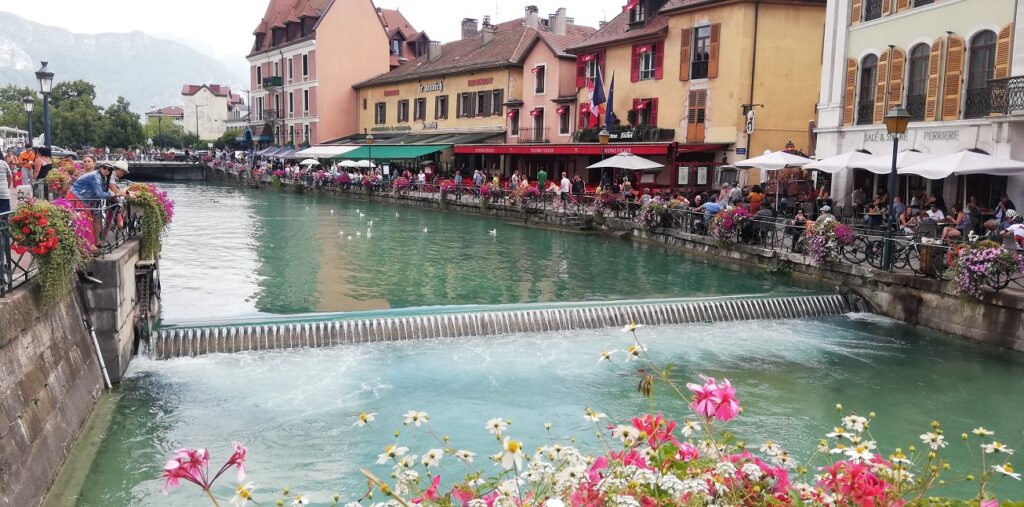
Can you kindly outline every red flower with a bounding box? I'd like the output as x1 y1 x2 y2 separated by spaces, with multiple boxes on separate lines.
38 217 48 227
22 226 31 234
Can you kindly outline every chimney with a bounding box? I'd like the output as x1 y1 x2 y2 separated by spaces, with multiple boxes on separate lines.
524 5 539 30
599 20 607 29
483 15 491 27
461 18 479 39
482 23 496 45
428 40 442 61
550 8 567 36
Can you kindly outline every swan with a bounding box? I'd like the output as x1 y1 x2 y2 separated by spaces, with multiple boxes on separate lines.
489 229 497 237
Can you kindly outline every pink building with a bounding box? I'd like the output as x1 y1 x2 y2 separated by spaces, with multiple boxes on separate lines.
247 0 427 147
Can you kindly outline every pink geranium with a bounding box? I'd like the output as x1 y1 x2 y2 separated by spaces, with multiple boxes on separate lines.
412 474 441 503
686 376 718 418
687 376 741 422
161 443 247 495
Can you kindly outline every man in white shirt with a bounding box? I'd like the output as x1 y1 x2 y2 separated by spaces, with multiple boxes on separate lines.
926 204 945 222
560 172 571 208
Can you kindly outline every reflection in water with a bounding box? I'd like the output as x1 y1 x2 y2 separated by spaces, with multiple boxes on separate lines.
158 183 820 323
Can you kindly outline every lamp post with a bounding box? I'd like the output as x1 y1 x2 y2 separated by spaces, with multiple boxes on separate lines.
22 95 34 147
882 106 911 271
366 133 374 173
599 128 610 188
34 61 53 150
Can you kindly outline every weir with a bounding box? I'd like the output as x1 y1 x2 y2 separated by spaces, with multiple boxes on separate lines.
149 294 859 359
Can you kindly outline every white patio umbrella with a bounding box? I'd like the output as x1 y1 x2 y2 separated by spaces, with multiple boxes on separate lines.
804 149 874 174
356 160 377 169
299 158 321 166
734 150 815 171
586 152 664 172
339 160 360 168
851 149 936 175
899 150 1024 180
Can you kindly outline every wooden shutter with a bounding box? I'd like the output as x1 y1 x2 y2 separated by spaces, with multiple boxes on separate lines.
925 38 942 120
576 57 586 88
942 35 965 121
994 24 1013 79
873 51 889 123
654 41 665 80
679 27 692 81
896 0 910 11
887 48 906 112
578 103 588 128
457 93 463 117
631 45 641 82
708 23 721 79
649 98 659 126
843 58 857 126
482 92 492 117
881 0 892 17
850 0 862 25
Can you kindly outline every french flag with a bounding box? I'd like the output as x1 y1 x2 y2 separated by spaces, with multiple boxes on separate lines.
588 66 606 127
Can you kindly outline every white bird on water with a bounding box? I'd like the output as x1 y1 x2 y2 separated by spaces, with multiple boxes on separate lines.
395 212 400 218
330 209 334 214
356 231 361 237
423 227 429 233
346 235 352 240
489 229 497 237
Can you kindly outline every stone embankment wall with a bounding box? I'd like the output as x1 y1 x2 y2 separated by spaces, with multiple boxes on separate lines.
206 167 1023 350
0 238 151 506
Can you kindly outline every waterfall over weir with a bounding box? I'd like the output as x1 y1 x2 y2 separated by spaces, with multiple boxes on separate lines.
149 294 859 359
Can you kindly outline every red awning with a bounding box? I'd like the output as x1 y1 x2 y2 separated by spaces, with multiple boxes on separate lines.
677 143 728 154
454 144 672 156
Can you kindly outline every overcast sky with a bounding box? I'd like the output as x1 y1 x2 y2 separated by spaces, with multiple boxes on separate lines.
4 0 625 66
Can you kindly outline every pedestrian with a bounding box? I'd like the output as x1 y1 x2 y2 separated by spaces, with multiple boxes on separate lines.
560 172 571 208
68 161 115 247
454 170 463 201
537 167 548 191
571 175 585 202
0 154 13 214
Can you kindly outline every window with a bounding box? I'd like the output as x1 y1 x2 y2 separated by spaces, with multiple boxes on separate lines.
397 99 410 122
303 89 309 115
256 66 262 88
913 0 934 5
274 61 279 76
691 26 711 79
492 90 503 115
476 92 487 116
863 0 883 21
363 98 367 110
531 108 545 142
435 95 448 119
579 102 591 129
391 39 401 55
534 65 546 94
303 124 310 142
857 54 877 125
965 30 997 119
629 2 647 24
414 97 427 121
509 109 520 136
636 99 653 126
288 58 293 80
302 54 309 77
558 106 570 135
586 58 600 86
640 45 656 80
686 90 706 142
907 44 930 121
288 92 294 116
375 102 386 124
458 93 472 117
257 97 264 120
288 125 294 143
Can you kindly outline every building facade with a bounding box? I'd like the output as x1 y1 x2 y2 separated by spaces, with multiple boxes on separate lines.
145 107 185 130
248 0 425 147
566 0 826 188
815 0 1024 207
180 85 244 141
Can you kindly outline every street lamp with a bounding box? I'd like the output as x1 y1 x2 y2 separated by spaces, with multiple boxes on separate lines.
599 128 610 188
366 133 374 173
34 61 53 150
881 106 911 271
22 95 34 147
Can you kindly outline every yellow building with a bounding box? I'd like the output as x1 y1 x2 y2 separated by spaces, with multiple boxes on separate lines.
568 0 826 188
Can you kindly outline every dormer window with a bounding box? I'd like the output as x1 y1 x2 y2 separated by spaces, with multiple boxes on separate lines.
629 1 648 24
391 39 401 56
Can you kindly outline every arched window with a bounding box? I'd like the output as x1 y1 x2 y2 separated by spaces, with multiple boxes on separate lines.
907 44 930 120
965 30 997 118
857 54 878 125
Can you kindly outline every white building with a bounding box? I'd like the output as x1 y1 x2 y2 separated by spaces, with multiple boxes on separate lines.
181 84 245 141
815 0 1024 209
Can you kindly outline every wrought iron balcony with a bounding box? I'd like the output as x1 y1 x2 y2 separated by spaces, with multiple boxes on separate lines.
262 76 283 89
517 127 550 144
856 100 875 125
989 76 1024 116
907 94 926 121
964 87 991 119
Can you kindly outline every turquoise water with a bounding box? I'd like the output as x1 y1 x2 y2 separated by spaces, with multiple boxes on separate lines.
157 183 820 323
76 315 1024 505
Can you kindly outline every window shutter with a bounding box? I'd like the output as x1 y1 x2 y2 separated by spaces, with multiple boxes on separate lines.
925 38 942 120
873 51 889 123
631 45 641 82
686 91 696 141
579 103 588 128
994 24 1013 79
887 48 906 112
679 28 692 81
850 0 862 25
576 57 586 88
649 98 659 126
843 58 857 126
482 92 492 117
654 41 665 80
881 0 892 17
708 24 721 79
942 35 965 121
896 0 910 11
599 50 607 79
457 94 463 117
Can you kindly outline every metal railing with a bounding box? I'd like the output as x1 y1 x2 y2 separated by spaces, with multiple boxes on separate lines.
517 127 550 144
856 100 875 125
964 87 992 119
1 211 36 297
989 76 1024 115
907 93 927 121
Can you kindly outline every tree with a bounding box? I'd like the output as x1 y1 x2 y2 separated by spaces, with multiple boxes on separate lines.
213 129 243 150
52 94 103 149
145 120 184 148
98 96 145 149
0 85 43 138
50 80 97 109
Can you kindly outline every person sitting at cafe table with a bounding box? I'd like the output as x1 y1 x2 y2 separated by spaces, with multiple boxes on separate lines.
939 204 971 241
994 193 1017 221
899 206 918 235
864 196 886 229
1000 213 1024 248
816 205 836 224
926 203 945 222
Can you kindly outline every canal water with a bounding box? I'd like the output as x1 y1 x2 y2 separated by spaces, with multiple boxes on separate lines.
67 183 1024 505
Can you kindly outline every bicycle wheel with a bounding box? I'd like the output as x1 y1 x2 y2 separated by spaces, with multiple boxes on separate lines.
985 271 1012 290
906 245 923 275
865 239 886 269
841 236 869 265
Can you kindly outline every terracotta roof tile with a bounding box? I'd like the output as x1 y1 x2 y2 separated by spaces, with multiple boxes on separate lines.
181 84 237 98
148 106 183 117
251 0 332 52
536 24 598 58
567 7 670 52
378 8 420 40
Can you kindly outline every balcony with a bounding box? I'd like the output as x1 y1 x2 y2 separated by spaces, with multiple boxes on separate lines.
262 76 283 89
856 100 875 126
989 76 1024 116
573 126 676 143
907 94 926 121
517 127 550 144
964 87 991 119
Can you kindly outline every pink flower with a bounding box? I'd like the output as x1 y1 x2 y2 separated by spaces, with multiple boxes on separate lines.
587 456 609 483
686 377 718 418
412 474 441 503
451 487 475 507
711 379 740 422
677 442 700 461
981 500 999 507
630 413 679 449
217 442 247 481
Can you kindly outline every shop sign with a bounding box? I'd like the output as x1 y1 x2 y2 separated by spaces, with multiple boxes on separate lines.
419 82 444 93
608 130 636 141
370 125 412 132
677 166 689 185
384 89 400 97
922 129 960 141
862 131 908 142
421 122 439 130
697 166 708 185
736 148 747 155
468 77 494 87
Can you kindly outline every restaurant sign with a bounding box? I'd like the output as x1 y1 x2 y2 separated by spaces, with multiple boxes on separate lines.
468 77 494 87
419 81 444 93
370 125 413 132
862 128 961 143
383 89 400 97
421 122 439 130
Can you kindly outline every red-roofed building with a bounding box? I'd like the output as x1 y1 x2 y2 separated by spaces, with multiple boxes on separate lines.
181 84 246 140
247 0 429 147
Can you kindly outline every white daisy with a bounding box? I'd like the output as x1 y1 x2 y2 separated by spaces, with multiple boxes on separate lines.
500 437 525 471
486 418 509 435
842 415 868 432
354 412 376 427
973 427 995 437
583 407 607 423
376 445 409 464
983 442 1014 455
920 432 947 450
992 463 1022 480
402 410 430 427
598 350 617 363
455 449 476 463
421 449 444 467
680 420 701 438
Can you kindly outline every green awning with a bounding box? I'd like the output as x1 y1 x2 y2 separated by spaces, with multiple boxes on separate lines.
334 144 451 160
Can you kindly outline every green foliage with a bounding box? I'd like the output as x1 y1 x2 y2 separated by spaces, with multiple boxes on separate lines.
53 95 102 149
50 80 97 109
0 85 43 135
213 129 242 150
98 97 145 149
145 118 185 148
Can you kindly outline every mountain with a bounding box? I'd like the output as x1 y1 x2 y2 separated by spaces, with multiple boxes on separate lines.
0 12 247 113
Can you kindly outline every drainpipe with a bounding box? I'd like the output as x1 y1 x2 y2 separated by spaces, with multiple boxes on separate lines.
745 0 761 179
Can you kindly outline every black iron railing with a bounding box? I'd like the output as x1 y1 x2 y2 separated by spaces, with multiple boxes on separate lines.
989 76 1024 115
1 211 35 297
964 87 992 119
856 100 875 125
691 60 709 80
907 94 927 121
517 127 550 144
